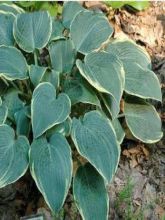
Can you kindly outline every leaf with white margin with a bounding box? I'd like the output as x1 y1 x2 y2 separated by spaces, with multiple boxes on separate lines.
71 110 120 183
0 12 15 46
106 39 151 69
101 94 120 119
0 3 24 15
32 82 71 138
0 98 8 125
29 65 47 87
42 69 60 89
62 1 85 29
30 133 72 212
64 77 100 106
49 39 76 74
124 62 162 101
0 124 29 188
73 163 109 220
76 51 124 107
13 11 52 52
47 117 72 138
3 89 25 120
112 118 125 144
14 106 30 136
124 102 163 143
0 46 28 80
70 10 113 54
50 18 65 41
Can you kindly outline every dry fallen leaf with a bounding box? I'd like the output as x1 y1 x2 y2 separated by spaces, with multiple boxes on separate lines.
130 156 138 168
155 205 165 219
141 146 149 157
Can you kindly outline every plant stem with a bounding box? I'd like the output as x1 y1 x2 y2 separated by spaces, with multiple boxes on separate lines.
34 49 38 65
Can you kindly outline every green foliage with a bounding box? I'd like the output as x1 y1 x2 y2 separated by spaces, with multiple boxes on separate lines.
16 1 62 16
0 2 162 219
105 1 149 10
115 178 134 219
115 179 145 220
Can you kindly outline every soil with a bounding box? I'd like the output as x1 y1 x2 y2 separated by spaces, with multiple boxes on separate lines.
0 2 164 220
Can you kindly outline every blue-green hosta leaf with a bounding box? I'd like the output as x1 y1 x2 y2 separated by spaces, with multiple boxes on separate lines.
64 77 100 106
29 65 47 87
106 39 151 69
50 18 65 41
62 2 84 29
41 69 60 89
30 133 72 212
70 10 113 54
77 51 124 107
14 106 30 136
3 89 25 120
71 111 120 183
0 98 8 125
101 94 120 119
49 39 76 74
13 11 52 52
0 12 15 46
32 82 71 138
0 3 24 15
0 124 29 188
0 46 28 80
47 117 72 138
112 118 125 144
124 62 162 101
73 163 109 220
124 102 163 143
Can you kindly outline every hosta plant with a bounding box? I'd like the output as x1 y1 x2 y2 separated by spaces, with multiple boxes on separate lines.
0 2 162 219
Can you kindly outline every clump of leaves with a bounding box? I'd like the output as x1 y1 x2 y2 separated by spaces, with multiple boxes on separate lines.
0 2 162 219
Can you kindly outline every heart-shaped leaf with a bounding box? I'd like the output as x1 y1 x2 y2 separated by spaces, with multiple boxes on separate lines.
49 39 76 74
0 98 8 125
70 10 113 54
124 62 162 101
32 82 71 138
30 133 72 212
64 76 100 106
0 12 15 46
0 3 24 15
0 46 28 80
42 69 60 89
77 51 124 107
0 124 29 188
13 11 52 52
50 18 65 41
73 163 109 220
106 39 151 69
29 65 47 87
62 2 85 29
3 89 25 120
124 102 163 143
71 110 120 183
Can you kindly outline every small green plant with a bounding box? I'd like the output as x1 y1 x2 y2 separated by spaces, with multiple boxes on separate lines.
0 2 162 219
16 1 63 16
115 179 134 219
104 1 149 10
